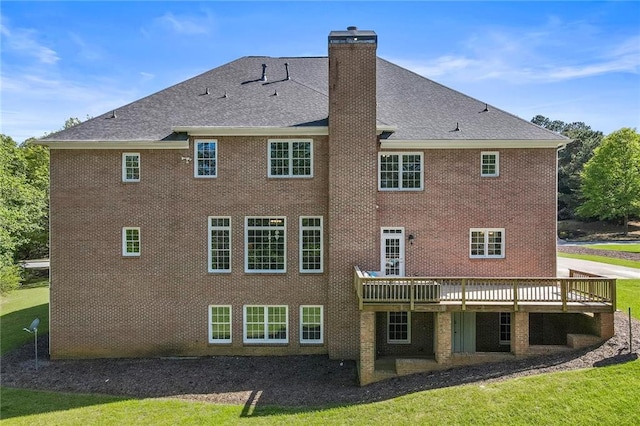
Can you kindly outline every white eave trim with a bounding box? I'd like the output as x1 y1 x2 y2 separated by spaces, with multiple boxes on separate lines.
32 140 189 150
379 139 570 150
172 125 397 137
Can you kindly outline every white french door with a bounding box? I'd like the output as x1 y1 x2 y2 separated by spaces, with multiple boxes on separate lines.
381 228 405 277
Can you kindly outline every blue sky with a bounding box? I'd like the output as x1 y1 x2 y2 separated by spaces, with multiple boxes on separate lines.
1 1 638 143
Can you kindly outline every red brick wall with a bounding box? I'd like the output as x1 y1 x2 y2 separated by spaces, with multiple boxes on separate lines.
377 148 558 277
49 136 330 358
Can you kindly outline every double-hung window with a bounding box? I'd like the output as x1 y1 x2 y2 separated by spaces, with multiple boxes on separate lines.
122 227 140 257
300 217 323 273
208 305 232 344
122 153 140 182
208 217 231 273
268 140 312 177
388 312 410 343
481 152 499 177
300 305 323 344
500 312 511 345
194 140 217 177
245 217 286 273
470 228 505 258
378 152 423 190
243 305 288 343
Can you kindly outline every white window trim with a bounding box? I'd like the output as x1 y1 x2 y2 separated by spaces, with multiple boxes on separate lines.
208 216 231 273
267 139 313 178
300 305 324 344
194 139 218 178
378 152 424 191
208 305 232 344
469 228 505 259
481 151 500 177
499 312 511 345
244 216 287 273
243 305 289 344
122 227 141 257
387 311 411 344
122 152 140 182
299 216 323 273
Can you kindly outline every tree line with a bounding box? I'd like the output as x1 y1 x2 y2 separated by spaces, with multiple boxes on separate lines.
1 117 639 293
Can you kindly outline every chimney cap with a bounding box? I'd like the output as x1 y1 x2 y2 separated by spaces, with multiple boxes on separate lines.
329 27 377 44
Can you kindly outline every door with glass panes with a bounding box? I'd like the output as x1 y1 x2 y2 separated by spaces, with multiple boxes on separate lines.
381 228 405 276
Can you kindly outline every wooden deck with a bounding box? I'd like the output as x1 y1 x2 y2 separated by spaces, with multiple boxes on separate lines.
354 267 616 313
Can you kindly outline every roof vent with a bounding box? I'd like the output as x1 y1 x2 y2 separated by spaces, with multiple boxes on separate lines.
205 87 210 95
111 110 117 119
261 64 267 82
347 26 358 31
454 122 460 131
285 63 290 80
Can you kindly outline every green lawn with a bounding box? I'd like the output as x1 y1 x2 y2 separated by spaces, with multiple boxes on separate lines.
0 282 49 354
558 252 640 269
585 244 640 253
617 280 640 320
2 358 639 425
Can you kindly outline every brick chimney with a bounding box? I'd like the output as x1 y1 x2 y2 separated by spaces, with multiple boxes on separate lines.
327 27 379 359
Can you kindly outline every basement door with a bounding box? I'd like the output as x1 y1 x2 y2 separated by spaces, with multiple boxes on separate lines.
381 228 405 277
452 312 476 353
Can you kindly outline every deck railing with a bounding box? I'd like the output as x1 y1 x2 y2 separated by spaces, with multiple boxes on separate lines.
354 267 616 312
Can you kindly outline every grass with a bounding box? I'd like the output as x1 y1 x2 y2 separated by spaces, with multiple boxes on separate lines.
585 244 640 253
0 281 49 355
617 280 640 320
558 252 640 269
2 359 639 425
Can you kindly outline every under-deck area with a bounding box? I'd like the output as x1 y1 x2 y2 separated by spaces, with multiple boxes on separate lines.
354 267 616 385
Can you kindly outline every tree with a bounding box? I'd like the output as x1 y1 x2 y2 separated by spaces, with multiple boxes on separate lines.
577 128 640 234
531 115 603 219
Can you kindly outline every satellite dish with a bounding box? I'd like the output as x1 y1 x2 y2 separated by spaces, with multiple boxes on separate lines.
23 317 40 333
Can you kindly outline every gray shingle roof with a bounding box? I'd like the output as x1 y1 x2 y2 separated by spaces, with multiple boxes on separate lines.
41 56 566 142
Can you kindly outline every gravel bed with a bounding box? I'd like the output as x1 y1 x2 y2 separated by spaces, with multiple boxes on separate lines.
2 312 638 408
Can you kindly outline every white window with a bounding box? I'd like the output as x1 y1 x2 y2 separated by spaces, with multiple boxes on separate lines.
122 153 140 182
245 217 286 273
208 305 232 344
481 152 499 177
388 312 410 344
500 312 511 345
378 152 423 190
208 217 231 273
268 140 312 177
300 305 323 344
122 227 140 256
300 217 323 273
194 140 217 177
470 228 505 259
243 305 288 344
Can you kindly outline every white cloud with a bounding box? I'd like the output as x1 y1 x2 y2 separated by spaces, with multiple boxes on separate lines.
0 18 60 64
391 25 639 85
155 11 214 35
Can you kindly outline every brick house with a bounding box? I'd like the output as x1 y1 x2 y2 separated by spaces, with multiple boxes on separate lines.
39 27 615 385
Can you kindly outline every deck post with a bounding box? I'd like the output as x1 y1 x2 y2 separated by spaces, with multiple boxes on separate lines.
511 311 529 356
358 311 376 386
461 279 466 311
560 279 568 312
434 312 452 364
594 312 615 340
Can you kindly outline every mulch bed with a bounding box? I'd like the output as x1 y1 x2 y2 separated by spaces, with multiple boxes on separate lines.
558 245 640 262
2 312 639 408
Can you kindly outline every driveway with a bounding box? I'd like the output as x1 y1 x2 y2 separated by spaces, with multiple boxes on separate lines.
557 257 640 279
